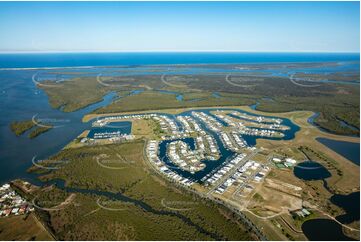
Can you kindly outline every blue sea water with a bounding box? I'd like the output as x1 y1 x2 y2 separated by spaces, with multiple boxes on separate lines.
0 52 359 68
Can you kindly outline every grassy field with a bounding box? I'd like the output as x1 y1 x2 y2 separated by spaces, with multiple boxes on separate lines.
0 214 53 240
28 140 255 240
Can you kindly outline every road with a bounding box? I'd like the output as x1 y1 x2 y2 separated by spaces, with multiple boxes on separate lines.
231 150 272 200
207 149 260 196
142 139 267 240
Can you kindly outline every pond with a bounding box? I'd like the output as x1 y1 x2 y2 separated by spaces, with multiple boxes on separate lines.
316 137 360 166
331 191 360 224
294 162 359 240
302 219 356 241
293 161 331 180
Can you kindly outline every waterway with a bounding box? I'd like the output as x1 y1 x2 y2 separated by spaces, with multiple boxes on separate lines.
316 137 360 166
0 65 301 185
83 106 299 183
0 76 117 184
155 107 300 182
307 112 360 137
39 179 222 240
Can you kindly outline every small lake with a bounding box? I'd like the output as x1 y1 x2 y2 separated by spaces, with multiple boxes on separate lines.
316 137 360 166
331 192 360 224
302 219 356 241
293 161 331 180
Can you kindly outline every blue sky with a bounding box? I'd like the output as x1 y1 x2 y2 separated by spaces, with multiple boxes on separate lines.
0 1 359 52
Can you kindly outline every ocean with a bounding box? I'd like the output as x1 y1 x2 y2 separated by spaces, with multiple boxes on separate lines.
0 52 359 68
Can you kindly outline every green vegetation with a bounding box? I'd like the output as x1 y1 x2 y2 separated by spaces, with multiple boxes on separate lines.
253 193 265 202
28 126 53 139
181 73 359 136
95 90 256 114
10 120 36 136
0 214 54 241
293 72 360 83
256 95 359 136
10 120 53 139
148 119 165 138
29 141 255 240
292 212 316 229
38 65 359 135
298 146 342 177
38 77 113 112
31 187 209 240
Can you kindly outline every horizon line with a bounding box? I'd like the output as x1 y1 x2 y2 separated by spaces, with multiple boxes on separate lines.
0 50 359 54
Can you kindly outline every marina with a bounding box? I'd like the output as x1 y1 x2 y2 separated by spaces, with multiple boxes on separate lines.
91 107 299 187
